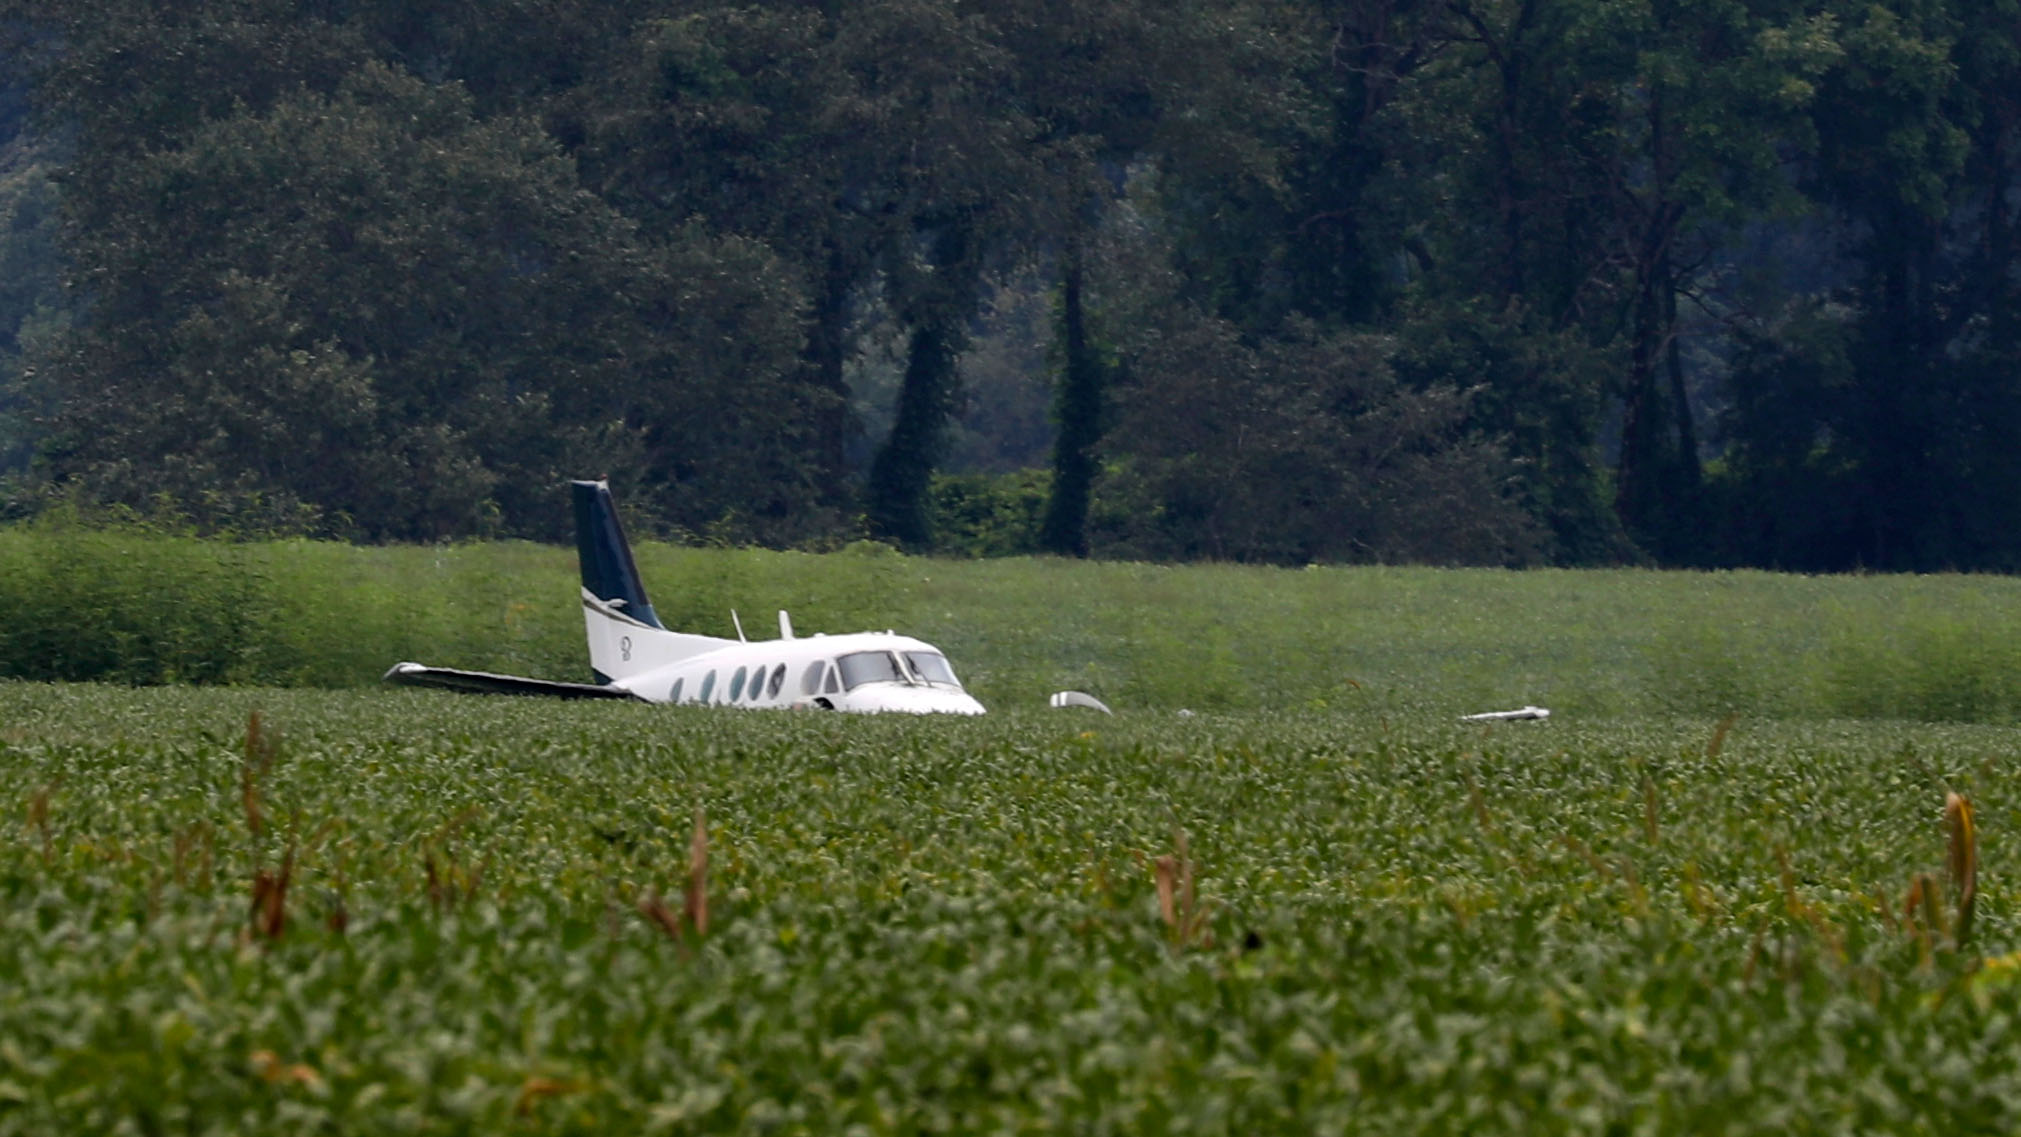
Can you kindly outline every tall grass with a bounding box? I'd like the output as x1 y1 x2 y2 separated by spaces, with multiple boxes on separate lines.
0 525 260 684
5 520 2021 721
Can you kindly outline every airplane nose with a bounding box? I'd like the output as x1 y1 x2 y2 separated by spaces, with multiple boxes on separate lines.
851 688 987 715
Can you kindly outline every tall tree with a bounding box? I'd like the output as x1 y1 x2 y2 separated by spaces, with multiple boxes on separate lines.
1363 0 1636 561
583 0 1041 548
579 5 859 496
1581 0 1838 558
1720 0 2021 570
1274 0 1461 328
1364 0 1836 562
38 64 661 536
22 0 816 538
1010 0 1306 553
0 59 66 480
973 0 1165 555
834 0 1037 548
1036 251 1102 556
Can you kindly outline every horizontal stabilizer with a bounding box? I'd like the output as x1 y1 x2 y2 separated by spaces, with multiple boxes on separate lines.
1049 690 1114 714
383 662 645 701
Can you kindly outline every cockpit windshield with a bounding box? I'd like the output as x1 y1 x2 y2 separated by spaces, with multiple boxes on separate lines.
835 650 905 690
903 651 961 687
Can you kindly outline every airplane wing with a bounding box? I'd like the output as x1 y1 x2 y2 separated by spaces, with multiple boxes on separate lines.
1459 705 1550 722
382 662 646 701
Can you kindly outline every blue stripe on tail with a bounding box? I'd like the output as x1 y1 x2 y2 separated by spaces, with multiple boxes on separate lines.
570 480 664 631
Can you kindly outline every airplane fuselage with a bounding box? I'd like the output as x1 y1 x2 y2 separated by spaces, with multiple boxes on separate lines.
605 626 985 715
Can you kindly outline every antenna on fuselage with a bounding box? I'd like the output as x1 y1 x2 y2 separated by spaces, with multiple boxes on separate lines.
778 610 795 640
731 610 747 643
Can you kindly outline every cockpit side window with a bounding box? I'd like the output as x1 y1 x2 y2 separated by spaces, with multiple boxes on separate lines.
802 660 828 696
835 651 904 690
903 651 960 687
824 667 841 695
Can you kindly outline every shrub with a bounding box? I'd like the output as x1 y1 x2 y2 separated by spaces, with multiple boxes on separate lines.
929 470 1049 558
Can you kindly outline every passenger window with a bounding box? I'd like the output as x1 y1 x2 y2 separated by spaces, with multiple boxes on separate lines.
670 678 684 703
802 660 827 696
766 663 786 698
729 667 747 701
699 671 716 702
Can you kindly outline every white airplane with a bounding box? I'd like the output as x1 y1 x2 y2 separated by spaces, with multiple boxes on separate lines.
385 480 987 714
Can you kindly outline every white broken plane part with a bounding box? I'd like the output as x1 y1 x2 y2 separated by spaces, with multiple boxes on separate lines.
1460 706 1551 722
384 480 986 715
1048 690 1113 714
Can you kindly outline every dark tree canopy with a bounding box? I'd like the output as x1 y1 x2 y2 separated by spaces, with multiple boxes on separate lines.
0 0 2017 570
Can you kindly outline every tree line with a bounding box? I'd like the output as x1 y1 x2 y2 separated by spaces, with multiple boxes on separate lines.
0 0 2016 571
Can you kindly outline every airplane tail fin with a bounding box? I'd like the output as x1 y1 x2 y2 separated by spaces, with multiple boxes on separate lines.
572 479 662 631
570 480 728 685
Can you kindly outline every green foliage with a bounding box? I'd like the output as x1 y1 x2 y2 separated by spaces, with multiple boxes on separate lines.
41 61 645 537
940 273 1057 475
929 469 1048 558
245 539 588 689
22 6 818 543
1391 300 1630 565
1096 315 1541 566
2 688 2019 1131
1705 0 2021 572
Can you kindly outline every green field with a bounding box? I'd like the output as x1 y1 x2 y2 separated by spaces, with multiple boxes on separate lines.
9 523 2021 721
3 682 2018 1133
6 531 2021 1131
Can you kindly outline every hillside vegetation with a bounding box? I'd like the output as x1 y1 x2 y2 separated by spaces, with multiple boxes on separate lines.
6 524 2021 723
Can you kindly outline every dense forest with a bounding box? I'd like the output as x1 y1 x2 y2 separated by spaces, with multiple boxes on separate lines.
0 0 2016 571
